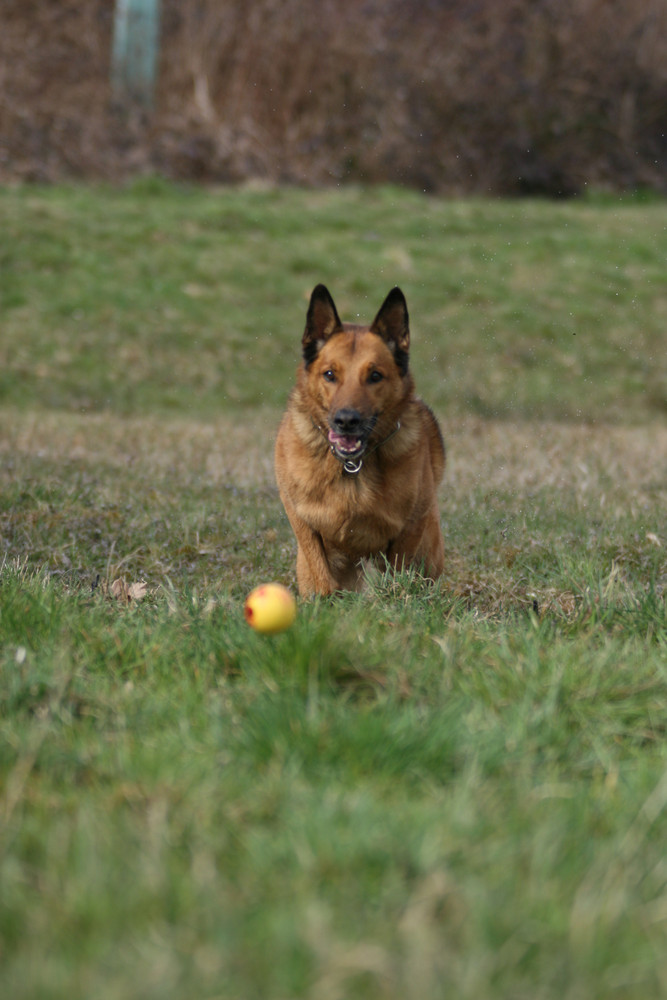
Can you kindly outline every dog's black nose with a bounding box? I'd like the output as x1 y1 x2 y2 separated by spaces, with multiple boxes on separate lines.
333 409 362 434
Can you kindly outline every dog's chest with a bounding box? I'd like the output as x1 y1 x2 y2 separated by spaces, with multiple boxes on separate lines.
306 471 406 554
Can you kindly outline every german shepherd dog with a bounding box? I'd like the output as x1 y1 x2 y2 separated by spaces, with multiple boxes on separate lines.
275 285 445 596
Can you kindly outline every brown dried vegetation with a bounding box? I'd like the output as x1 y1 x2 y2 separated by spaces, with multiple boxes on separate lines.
1 0 666 193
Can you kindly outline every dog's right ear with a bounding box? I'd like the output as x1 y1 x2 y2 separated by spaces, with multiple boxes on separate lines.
302 285 343 367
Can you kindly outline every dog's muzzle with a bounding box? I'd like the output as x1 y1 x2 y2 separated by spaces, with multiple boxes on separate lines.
328 409 376 463
319 411 400 476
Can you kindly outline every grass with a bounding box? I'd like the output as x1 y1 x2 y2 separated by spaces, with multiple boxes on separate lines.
1 183 666 999
1 181 665 420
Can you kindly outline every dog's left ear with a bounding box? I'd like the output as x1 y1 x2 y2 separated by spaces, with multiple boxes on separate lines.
370 287 410 375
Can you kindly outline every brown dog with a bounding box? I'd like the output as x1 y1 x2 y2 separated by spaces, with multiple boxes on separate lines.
275 285 445 596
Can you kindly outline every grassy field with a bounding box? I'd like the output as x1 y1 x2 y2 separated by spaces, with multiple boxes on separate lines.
1 183 666 999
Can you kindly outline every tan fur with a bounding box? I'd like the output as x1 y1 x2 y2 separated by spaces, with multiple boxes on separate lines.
275 285 445 596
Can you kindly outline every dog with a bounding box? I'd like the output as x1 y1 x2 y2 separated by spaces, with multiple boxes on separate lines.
275 284 445 596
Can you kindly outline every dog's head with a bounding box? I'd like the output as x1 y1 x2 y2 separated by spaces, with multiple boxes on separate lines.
301 285 412 463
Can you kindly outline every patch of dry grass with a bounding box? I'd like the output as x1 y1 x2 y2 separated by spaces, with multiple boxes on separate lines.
3 408 278 488
448 417 667 501
6 408 666 501
2 406 664 616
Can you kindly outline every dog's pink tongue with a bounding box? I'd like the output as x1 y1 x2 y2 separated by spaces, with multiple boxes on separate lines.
328 430 360 452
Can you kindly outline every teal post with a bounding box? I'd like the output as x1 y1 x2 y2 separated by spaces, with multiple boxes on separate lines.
111 0 161 110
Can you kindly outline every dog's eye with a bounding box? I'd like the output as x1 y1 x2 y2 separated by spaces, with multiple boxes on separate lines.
323 369 336 383
368 370 384 384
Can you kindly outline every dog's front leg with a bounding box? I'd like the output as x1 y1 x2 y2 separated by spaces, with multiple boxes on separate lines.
296 538 339 596
386 506 445 581
281 496 340 596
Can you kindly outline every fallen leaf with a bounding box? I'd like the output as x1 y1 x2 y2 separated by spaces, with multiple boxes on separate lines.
110 578 129 601
127 581 148 601
111 579 148 602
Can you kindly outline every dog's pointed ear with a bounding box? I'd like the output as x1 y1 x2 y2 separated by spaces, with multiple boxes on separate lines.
302 285 343 367
370 287 410 375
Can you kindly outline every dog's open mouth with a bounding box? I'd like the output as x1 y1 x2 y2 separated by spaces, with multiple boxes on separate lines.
327 430 366 459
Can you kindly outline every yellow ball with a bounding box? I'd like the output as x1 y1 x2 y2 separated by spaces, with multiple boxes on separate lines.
244 583 297 634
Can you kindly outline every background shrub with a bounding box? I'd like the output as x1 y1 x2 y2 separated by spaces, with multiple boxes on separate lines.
1 0 665 194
